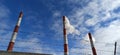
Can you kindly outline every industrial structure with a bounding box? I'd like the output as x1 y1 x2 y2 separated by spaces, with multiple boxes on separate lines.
0 11 52 55
63 16 69 55
0 11 118 55
88 33 97 55
0 51 52 55
114 42 117 55
7 11 23 52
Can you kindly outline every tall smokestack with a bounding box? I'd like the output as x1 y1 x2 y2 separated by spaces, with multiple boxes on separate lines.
88 33 97 55
114 42 117 55
7 11 23 52
63 16 69 55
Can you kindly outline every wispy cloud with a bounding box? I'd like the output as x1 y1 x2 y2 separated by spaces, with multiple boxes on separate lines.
81 34 95 45
0 2 12 51
50 0 120 55
0 5 10 19
1 0 119 55
94 19 120 43
0 3 10 29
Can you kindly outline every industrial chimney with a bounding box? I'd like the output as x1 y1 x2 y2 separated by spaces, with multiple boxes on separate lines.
7 11 23 52
88 33 97 55
63 16 69 55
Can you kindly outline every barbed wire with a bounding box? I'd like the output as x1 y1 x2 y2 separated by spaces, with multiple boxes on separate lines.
0 28 42 35
0 38 63 46
0 29 119 44
0 29 120 54
0 38 119 46
0 45 63 52
0 39 119 48
0 45 120 54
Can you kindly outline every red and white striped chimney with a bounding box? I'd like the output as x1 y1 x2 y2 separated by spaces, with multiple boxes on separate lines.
114 42 117 55
7 11 23 52
63 16 69 55
88 33 97 55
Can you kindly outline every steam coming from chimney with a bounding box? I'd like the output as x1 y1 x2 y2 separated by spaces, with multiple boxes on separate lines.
64 16 80 35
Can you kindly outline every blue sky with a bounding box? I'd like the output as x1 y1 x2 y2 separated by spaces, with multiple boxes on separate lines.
1 0 120 55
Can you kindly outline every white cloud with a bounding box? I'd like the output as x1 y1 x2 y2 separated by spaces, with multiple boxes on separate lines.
15 38 43 52
0 5 10 19
49 0 120 55
85 18 99 26
0 3 48 54
70 0 120 27
94 20 120 43
81 33 95 45
0 4 10 29
66 0 120 55
0 3 12 51
69 0 120 40
52 11 61 18
51 16 80 41
51 18 63 40
14 34 57 54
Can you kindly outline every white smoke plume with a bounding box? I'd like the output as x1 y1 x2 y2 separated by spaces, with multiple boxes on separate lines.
64 16 80 35
81 33 95 44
